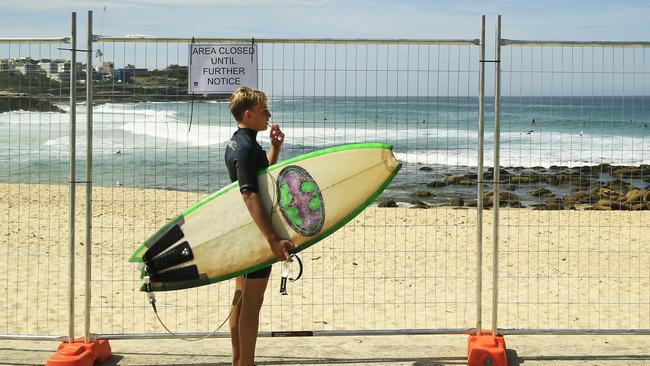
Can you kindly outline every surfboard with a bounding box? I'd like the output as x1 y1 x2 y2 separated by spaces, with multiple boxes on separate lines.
129 143 401 291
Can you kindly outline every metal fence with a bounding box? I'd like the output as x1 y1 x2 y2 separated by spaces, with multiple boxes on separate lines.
1 12 649 352
89 34 483 338
0 34 74 340
494 16 650 335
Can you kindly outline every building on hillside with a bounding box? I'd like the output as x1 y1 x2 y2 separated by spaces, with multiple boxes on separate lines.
38 60 58 76
0 59 14 72
113 68 133 83
14 63 42 75
103 61 114 74
8 57 43 76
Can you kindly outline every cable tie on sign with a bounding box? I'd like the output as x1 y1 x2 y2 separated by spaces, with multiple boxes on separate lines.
251 37 255 63
188 35 197 132
188 92 195 133
189 36 196 66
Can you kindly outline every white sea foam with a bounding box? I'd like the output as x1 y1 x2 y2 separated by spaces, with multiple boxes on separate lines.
122 121 235 147
277 126 477 146
3 101 649 170
395 129 650 167
94 104 232 147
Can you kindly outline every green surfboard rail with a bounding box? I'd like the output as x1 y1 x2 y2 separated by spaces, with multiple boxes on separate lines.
129 142 401 291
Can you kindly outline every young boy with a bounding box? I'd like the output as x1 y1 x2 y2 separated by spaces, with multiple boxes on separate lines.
225 87 295 366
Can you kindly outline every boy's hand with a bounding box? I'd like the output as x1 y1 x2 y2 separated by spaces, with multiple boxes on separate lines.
268 238 295 261
269 123 285 148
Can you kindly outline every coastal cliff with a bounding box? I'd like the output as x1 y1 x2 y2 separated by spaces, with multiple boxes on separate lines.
0 93 65 113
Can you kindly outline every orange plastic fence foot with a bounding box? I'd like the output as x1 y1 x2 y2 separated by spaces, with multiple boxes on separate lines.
467 330 507 366
46 338 112 366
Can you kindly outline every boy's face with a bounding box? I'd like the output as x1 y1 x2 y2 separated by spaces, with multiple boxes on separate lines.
243 102 271 131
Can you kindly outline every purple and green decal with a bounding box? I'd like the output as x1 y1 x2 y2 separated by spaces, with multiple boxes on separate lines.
276 165 325 236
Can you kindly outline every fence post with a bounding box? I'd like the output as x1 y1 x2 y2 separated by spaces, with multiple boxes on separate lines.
84 9 94 343
46 11 111 366
476 14 486 334
491 14 502 337
467 14 508 366
67 10 77 345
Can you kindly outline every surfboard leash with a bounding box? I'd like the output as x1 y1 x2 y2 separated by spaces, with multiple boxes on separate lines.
142 274 246 342
280 254 303 295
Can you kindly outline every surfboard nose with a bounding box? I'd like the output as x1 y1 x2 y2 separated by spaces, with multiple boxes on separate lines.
383 146 400 172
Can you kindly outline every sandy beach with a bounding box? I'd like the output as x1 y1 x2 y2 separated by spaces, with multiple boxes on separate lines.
1 183 649 365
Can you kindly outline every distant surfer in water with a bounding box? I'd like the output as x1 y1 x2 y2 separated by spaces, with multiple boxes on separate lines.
226 87 295 366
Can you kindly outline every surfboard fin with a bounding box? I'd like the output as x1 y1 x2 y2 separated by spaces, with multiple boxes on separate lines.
144 241 194 273
142 224 184 263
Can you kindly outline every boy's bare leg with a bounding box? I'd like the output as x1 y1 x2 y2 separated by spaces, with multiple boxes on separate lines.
238 276 269 366
229 275 245 366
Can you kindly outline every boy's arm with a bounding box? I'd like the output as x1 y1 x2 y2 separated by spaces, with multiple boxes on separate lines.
267 124 284 164
268 145 280 165
241 191 294 261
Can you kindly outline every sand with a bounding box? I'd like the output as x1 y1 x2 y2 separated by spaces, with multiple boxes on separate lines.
1 183 649 365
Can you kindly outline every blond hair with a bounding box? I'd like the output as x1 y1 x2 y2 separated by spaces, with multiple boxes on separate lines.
228 87 267 122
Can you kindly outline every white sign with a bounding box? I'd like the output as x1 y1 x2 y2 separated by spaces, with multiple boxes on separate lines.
188 44 258 94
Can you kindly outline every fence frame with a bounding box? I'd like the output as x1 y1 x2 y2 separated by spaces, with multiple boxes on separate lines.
88 26 485 340
494 17 650 337
0 13 488 343
0 38 71 44
5 13 648 345
0 21 73 342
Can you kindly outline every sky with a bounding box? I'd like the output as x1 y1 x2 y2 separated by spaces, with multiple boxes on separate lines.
0 0 649 41
0 1 648 96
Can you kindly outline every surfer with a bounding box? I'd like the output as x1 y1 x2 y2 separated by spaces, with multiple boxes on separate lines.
225 87 295 366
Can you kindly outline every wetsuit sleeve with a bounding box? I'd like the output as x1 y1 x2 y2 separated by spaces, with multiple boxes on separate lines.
234 150 259 193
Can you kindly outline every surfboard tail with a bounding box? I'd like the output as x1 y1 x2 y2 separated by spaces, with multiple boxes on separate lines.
128 216 185 263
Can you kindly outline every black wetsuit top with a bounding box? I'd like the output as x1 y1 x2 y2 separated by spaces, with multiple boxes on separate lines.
225 128 269 193
224 127 272 279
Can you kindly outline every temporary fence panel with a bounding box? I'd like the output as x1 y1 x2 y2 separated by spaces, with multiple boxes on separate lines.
495 35 650 333
0 37 74 339
88 37 483 338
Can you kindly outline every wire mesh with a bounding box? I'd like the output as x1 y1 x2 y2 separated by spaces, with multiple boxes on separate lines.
87 39 481 336
496 43 650 331
0 40 73 337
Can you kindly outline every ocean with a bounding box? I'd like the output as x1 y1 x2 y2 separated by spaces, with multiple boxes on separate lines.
1 96 649 205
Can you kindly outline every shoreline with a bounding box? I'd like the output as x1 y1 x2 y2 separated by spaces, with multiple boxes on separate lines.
1 158 648 212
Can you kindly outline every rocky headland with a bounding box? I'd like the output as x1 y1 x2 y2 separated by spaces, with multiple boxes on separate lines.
0 92 65 113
